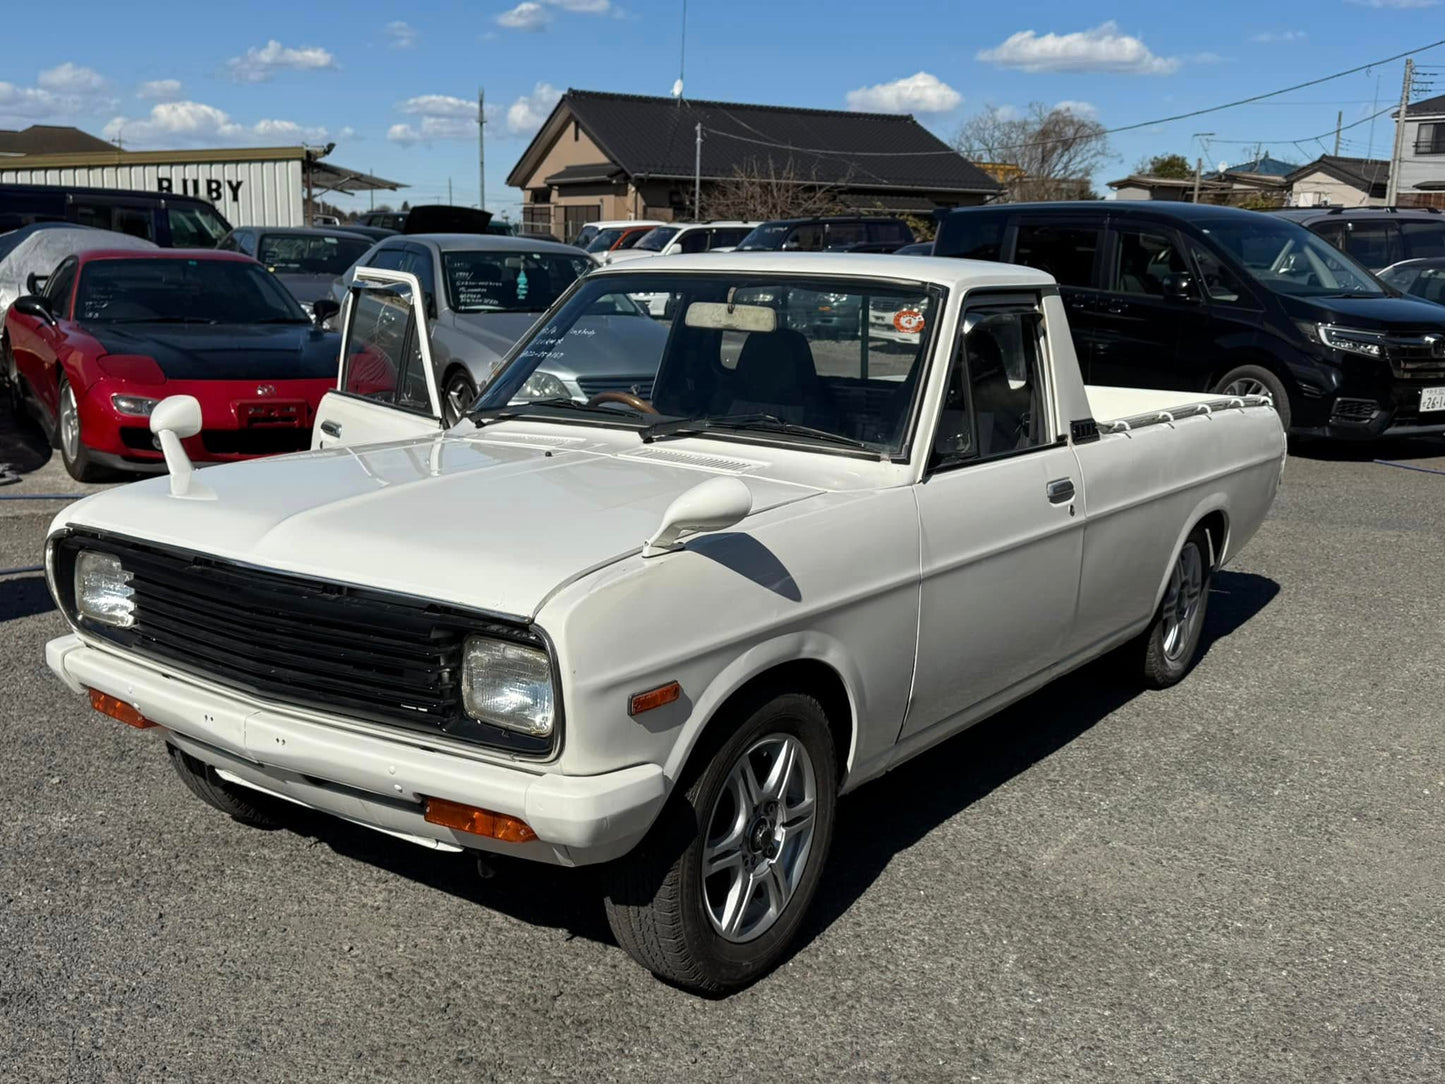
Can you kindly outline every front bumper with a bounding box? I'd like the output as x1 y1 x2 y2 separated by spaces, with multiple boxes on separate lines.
47 634 666 866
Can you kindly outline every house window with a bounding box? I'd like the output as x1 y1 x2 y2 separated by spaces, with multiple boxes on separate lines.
1415 122 1445 156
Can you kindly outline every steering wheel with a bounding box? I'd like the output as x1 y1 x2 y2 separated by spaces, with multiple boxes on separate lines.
586 390 657 414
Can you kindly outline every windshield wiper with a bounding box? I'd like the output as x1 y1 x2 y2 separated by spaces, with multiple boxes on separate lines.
467 396 647 427
641 413 879 454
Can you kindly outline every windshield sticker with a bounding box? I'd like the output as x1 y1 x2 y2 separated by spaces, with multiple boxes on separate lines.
893 309 925 335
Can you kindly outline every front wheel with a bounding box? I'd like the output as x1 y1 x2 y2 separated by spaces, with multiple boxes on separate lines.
1139 525 1213 689
442 369 478 427
1213 364 1291 432
603 692 838 993
166 744 284 828
57 376 107 483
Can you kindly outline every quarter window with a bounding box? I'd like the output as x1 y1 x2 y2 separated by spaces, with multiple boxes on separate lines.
342 288 431 412
1400 221 1445 259
1189 245 1252 305
1341 221 1398 268
1110 227 1189 296
934 307 1050 464
1013 223 1099 288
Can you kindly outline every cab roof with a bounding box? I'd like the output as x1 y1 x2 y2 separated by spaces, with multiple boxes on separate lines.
589 250 1055 290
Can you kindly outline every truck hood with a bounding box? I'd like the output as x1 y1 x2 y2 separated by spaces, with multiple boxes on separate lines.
58 432 822 620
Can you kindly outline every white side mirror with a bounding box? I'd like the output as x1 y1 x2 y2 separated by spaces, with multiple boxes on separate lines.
150 395 203 496
642 477 753 557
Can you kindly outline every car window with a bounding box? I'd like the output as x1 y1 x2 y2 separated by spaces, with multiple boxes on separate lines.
823 222 866 249
936 214 1005 261
70 201 112 232
1400 221 1445 260
615 229 650 251
399 246 437 299
586 228 628 253
1198 217 1384 298
1189 245 1253 306
258 233 371 275
1412 267 1445 305
114 207 154 242
342 286 431 412
867 221 912 246
1110 227 1189 296
168 205 229 247
709 228 751 250
786 224 825 251
677 229 710 254
76 258 308 324
633 227 678 252
1341 221 1399 268
44 258 78 314
1013 222 1099 288
934 307 1049 464
368 245 408 272
442 250 593 314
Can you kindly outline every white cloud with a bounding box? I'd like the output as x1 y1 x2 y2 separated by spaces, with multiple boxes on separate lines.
102 100 327 148
505 82 562 136
1346 0 1438 7
398 94 477 118
1250 30 1307 43
1053 99 1098 117
224 40 338 83
497 3 551 30
137 79 183 101
385 21 419 49
977 21 1180 75
845 72 961 114
37 62 107 94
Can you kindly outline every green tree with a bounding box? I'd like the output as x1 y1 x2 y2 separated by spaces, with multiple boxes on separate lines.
1140 153 1192 179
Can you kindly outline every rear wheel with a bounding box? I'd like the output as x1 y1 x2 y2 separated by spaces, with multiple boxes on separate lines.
442 369 478 427
57 376 107 483
603 692 837 993
1213 364 1290 432
166 744 284 828
1139 525 1213 689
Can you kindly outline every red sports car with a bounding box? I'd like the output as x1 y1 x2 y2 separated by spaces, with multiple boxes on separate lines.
3 248 341 481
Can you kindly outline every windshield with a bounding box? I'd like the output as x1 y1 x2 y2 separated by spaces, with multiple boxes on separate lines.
1198 218 1385 298
634 226 679 252
258 233 371 275
737 224 791 251
585 228 628 253
442 250 595 313
76 257 309 323
474 272 944 457
167 205 230 247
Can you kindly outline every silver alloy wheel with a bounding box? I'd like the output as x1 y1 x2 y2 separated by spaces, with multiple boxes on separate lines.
59 383 80 461
1161 542 1205 661
701 732 817 943
444 376 473 426
1222 377 1269 399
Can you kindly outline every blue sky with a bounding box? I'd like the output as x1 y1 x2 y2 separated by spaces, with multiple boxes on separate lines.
1 0 1440 217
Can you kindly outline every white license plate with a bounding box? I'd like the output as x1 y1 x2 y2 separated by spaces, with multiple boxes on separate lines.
1421 386 1445 413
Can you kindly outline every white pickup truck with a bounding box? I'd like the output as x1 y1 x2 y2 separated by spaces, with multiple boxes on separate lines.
44 253 1285 993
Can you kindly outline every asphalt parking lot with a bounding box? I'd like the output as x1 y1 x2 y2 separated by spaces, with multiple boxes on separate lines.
1 407 1442 1084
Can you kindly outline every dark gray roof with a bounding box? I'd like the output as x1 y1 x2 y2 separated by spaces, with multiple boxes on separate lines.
1405 93 1445 117
513 89 1001 194
1285 155 1390 195
0 124 115 156
544 162 624 185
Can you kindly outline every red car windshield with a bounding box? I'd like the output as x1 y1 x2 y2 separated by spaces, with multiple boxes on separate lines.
76 258 310 324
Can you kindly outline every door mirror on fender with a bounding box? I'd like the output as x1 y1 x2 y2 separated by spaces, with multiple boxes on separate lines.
311 298 340 326
13 295 56 325
1161 272 1196 302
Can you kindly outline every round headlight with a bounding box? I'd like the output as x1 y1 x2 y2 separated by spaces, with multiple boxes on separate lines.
75 551 136 628
460 636 555 737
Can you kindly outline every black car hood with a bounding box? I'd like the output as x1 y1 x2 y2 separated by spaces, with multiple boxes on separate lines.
274 274 335 305
1289 293 1445 331
87 321 338 380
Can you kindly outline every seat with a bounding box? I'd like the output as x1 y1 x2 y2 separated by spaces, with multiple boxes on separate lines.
722 329 838 430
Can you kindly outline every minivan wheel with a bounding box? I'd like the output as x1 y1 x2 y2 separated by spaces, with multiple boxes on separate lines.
442 369 477 426
1213 364 1291 431
603 692 838 994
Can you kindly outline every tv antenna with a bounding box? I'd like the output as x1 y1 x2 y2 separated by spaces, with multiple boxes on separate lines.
672 0 687 99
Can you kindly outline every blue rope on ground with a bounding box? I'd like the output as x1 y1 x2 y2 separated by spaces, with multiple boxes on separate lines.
1374 460 1445 477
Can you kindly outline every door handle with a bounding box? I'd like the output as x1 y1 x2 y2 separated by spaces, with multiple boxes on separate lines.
319 420 341 437
1046 478 1075 504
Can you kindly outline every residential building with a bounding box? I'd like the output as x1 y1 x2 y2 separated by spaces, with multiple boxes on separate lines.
506 89 1001 241
1395 93 1445 208
1285 156 1390 208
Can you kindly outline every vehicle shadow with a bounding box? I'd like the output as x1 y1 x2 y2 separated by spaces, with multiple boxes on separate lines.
0 396 54 478
264 570 1280 972
0 575 56 621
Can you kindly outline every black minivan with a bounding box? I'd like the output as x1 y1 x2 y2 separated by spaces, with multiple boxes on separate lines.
0 183 232 247
934 201 1445 440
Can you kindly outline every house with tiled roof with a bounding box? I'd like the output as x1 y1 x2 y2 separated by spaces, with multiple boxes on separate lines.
1285 156 1391 208
506 89 1001 241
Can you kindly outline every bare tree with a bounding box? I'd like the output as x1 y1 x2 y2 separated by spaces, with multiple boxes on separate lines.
699 158 848 222
954 103 1111 202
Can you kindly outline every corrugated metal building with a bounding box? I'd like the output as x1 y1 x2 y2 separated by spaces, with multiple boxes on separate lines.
0 139 403 228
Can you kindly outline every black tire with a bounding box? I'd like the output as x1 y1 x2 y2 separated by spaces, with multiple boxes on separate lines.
603 691 838 994
166 743 285 828
1213 364 1291 432
442 368 478 427
1140 525 1213 689
56 375 107 483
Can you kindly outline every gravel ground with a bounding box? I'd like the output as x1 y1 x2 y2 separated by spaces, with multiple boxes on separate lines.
1 407 1442 1084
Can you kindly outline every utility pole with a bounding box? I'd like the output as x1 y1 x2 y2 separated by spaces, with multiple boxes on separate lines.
694 122 703 221
478 88 487 212
448 177 453 205
1192 157 1203 203
1385 58 1413 206
1334 111 1343 156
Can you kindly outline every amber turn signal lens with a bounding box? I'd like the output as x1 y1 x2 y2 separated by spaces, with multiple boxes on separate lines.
88 688 156 729
423 797 537 843
628 681 681 716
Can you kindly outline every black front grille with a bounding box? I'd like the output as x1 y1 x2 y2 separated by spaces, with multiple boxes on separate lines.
1331 397 1379 422
1386 333 1445 380
201 429 312 456
576 376 655 400
52 532 554 754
